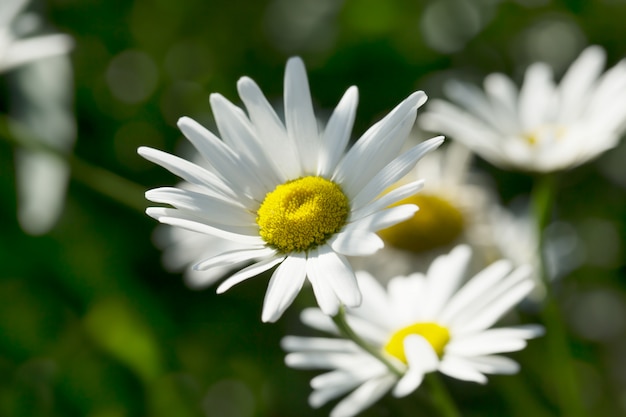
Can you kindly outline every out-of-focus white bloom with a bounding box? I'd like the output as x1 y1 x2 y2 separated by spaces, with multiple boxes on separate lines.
0 0 73 73
485 204 583 302
283 245 543 417
140 57 443 322
350 142 496 281
420 46 626 172
4 0 75 235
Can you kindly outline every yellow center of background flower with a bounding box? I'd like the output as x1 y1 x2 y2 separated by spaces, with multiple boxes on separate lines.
524 125 567 146
377 194 464 253
256 176 349 253
384 322 450 363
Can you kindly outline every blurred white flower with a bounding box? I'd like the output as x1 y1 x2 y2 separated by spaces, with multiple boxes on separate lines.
350 142 496 281
0 0 73 73
140 57 443 322
4 0 75 235
485 203 583 302
283 245 543 417
419 46 626 172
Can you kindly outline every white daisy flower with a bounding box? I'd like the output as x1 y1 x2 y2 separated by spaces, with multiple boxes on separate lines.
350 142 496 281
282 245 544 417
139 57 444 322
419 46 626 172
0 0 74 73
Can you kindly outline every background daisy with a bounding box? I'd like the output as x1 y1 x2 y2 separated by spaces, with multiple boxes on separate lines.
350 141 497 282
283 245 543 417
419 46 626 172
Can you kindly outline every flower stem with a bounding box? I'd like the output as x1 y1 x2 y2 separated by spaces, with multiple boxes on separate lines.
0 115 147 213
423 373 461 417
331 307 402 377
531 173 586 417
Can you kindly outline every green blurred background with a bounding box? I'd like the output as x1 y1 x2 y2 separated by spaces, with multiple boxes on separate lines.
1 0 626 416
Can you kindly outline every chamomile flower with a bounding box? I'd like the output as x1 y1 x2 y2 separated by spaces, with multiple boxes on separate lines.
0 0 73 73
139 57 443 322
351 142 495 281
282 245 543 417
419 46 626 172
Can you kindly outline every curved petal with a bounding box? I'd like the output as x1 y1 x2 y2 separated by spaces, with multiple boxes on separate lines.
216 255 284 293
177 117 268 200
306 247 341 316
330 375 397 417
318 86 359 177
329 230 384 257
194 246 277 270
334 91 426 198
237 76 301 178
316 245 361 308
262 253 308 322
350 136 444 210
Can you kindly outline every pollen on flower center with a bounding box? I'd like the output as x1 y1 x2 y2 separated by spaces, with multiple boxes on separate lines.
256 176 350 253
384 322 450 363
378 193 464 253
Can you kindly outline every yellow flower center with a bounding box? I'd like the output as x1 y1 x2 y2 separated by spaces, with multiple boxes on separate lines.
384 322 450 363
377 194 464 253
524 125 567 146
256 176 350 253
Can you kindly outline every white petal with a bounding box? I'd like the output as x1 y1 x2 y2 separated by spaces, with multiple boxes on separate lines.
447 325 545 356
329 230 384 257
138 147 240 202
350 136 444 209
237 76 301 178
458 279 535 334
422 245 471 318
439 259 514 324
1 35 74 73
393 335 438 397
177 117 268 201
281 336 359 353
464 355 520 375
300 307 337 334
312 365 388 390
315 245 361 308
350 180 424 222
439 355 488 384
334 91 426 198
351 271 394 328
444 80 508 132
193 247 277 270
284 57 319 174
518 63 554 131
318 86 359 177
209 93 283 187
216 256 284 293
353 204 418 232
286 351 372 370
558 46 606 122
146 207 263 244
306 247 342 316
262 253 308 322
448 264 533 332
330 375 397 417
146 187 255 225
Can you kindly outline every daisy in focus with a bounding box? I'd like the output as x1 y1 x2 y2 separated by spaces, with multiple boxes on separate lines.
139 57 443 322
419 46 626 172
351 142 496 281
282 245 543 417
0 0 74 73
